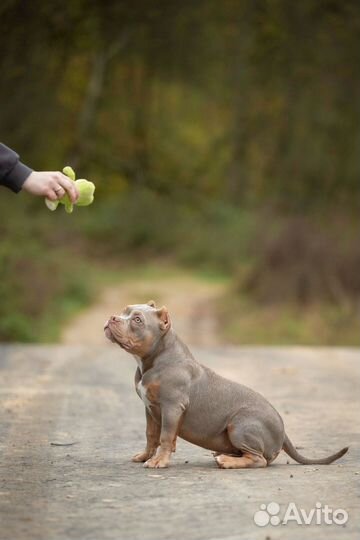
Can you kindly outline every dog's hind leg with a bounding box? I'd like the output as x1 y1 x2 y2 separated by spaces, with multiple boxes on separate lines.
214 418 277 469
215 452 267 469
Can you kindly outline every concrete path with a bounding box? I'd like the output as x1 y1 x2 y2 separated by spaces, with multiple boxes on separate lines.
0 345 359 540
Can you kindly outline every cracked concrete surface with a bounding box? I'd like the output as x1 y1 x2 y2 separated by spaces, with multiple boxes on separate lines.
0 345 359 540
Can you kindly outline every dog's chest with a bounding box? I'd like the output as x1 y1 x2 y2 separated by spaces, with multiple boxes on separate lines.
137 380 151 409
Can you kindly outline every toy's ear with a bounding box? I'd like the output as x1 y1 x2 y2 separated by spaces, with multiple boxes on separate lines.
147 300 156 308
156 306 171 331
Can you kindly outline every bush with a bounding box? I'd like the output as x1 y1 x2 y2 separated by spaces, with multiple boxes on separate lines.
242 216 360 306
78 188 256 272
0 196 93 342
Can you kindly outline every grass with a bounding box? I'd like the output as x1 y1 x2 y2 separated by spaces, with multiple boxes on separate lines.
217 292 360 346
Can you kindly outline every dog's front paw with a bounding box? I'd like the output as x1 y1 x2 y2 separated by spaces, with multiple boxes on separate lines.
143 455 170 469
132 451 152 463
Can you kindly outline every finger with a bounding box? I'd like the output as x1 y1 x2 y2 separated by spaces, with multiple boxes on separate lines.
46 189 58 201
57 174 79 203
54 186 65 199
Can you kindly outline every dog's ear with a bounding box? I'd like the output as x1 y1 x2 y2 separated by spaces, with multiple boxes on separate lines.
156 306 171 331
147 300 156 308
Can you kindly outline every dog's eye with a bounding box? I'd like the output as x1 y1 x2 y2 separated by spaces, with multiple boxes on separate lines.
134 316 142 324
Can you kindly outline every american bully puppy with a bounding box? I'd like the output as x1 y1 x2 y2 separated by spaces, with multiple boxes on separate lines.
104 301 348 469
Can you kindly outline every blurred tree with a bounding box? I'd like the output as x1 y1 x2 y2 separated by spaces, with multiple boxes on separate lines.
1 0 360 343
1 0 359 208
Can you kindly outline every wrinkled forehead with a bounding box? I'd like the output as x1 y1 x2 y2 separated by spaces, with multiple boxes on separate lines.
121 304 155 317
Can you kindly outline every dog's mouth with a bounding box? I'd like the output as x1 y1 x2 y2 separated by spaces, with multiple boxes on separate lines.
104 324 116 343
104 322 132 351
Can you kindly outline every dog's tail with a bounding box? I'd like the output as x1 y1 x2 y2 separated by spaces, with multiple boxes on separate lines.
283 433 348 465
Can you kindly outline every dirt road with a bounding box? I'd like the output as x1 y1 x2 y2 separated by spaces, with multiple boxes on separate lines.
61 272 227 347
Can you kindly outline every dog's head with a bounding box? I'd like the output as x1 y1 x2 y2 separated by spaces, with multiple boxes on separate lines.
104 300 171 357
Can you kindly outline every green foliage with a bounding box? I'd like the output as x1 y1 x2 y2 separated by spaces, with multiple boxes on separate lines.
175 203 256 271
1 1 359 208
0 195 93 342
77 189 256 272
0 1 359 343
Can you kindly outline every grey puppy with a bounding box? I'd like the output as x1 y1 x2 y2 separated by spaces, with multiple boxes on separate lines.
104 301 348 469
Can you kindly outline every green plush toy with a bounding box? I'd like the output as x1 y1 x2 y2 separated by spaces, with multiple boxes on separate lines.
45 166 95 213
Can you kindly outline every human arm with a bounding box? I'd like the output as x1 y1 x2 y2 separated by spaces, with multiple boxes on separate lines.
0 143 78 202
0 143 32 193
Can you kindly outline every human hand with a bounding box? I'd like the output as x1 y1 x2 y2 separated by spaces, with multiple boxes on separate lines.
22 171 79 203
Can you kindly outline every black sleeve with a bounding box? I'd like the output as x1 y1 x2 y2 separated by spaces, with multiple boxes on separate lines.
0 143 33 193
